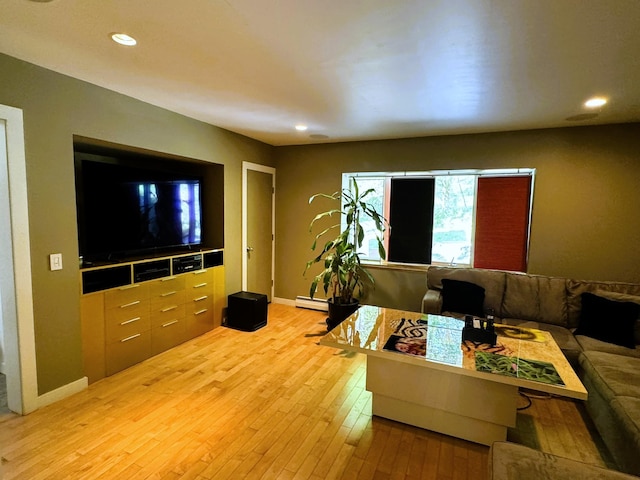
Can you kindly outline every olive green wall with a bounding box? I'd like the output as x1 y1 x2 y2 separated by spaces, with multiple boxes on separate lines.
3 49 640 396
274 124 640 309
0 53 274 395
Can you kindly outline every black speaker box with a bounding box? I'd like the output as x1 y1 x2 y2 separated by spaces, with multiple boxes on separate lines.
226 291 268 331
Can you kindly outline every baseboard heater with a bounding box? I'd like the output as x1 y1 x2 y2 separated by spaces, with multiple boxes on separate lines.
295 296 328 312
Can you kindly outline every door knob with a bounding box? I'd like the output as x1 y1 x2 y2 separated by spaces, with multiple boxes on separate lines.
247 247 254 252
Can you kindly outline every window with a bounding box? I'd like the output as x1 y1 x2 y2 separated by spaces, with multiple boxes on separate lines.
349 177 386 260
342 169 535 271
433 175 475 265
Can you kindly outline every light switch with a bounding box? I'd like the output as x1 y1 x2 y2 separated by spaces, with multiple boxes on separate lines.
49 253 63 271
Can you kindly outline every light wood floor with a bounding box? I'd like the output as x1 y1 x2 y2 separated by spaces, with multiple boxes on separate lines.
0 304 610 479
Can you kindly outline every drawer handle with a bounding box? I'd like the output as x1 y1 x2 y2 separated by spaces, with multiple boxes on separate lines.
120 300 141 308
121 333 141 343
194 295 208 302
194 309 208 316
193 270 207 275
161 291 177 297
161 276 177 282
193 283 208 289
161 305 178 313
118 284 140 291
162 320 179 328
120 317 141 326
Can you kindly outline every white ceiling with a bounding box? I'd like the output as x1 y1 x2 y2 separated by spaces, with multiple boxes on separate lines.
1 0 639 146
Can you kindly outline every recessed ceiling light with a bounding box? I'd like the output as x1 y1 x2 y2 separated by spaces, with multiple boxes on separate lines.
584 97 607 108
295 124 308 132
111 33 137 46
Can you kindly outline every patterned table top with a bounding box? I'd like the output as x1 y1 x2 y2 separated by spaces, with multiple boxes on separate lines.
320 305 587 400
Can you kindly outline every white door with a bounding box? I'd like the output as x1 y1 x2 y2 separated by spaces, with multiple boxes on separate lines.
242 163 275 301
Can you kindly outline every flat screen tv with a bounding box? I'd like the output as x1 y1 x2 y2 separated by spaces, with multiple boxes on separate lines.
75 151 207 264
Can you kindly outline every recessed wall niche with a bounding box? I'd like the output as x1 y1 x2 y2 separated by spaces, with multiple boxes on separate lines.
73 136 224 266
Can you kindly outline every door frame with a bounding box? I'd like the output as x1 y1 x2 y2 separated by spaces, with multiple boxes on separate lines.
241 162 275 299
0 104 38 414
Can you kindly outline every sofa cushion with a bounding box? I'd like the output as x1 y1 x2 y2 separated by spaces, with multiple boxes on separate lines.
596 290 640 305
567 278 640 330
502 272 568 327
610 396 640 475
595 291 640 345
579 351 640 402
612 395 640 440
575 292 638 349
612 396 640 436
441 279 485 317
577 334 640 358
426 267 506 316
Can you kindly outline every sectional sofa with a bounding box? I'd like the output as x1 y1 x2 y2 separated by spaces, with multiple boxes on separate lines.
421 266 640 476
489 441 639 479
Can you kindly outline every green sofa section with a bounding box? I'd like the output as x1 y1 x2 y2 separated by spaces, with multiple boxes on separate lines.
422 266 640 475
489 441 639 479
579 351 640 475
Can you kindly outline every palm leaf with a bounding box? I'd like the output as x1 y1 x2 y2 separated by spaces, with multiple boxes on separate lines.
304 178 388 301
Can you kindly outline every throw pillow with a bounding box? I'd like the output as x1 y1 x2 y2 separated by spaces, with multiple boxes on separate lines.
575 292 639 349
594 290 640 345
441 279 485 317
594 290 640 309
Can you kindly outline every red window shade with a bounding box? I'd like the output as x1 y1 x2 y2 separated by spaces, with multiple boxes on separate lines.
473 176 532 272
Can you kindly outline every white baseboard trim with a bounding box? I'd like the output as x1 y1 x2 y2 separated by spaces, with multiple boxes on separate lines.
37 376 88 409
294 296 329 312
272 297 329 312
272 297 295 306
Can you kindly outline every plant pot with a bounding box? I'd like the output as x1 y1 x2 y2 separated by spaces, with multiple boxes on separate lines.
326 298 360 331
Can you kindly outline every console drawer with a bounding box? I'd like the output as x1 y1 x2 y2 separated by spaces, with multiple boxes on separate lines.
150 289 186 312
105 300 149 327
186 305 214 337
148 275 185 297
185 269 214 290
152 318 188 355
106 329 152 376
105 284 149 310
151 303 186 329
186 294 213 315
186 294 214 337
105 313 151 344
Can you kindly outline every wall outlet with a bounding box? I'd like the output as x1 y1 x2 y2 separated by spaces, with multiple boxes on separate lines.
49 253 63 271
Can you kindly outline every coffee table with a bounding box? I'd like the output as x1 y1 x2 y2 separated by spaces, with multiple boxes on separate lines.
319 305 588 446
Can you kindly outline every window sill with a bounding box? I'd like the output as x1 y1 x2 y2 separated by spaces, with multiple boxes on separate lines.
361 260 429 273
361 260 472 272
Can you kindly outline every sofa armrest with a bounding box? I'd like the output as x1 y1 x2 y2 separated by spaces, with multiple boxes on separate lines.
422 288 443 314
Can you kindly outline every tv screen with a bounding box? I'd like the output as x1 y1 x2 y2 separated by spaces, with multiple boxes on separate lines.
76 155 204 263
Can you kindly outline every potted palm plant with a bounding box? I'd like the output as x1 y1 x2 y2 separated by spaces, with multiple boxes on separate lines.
304 178 387 330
